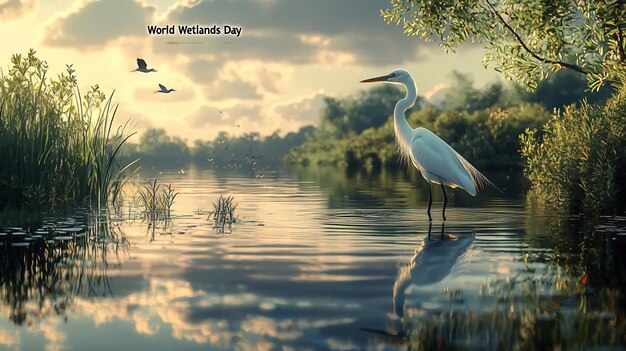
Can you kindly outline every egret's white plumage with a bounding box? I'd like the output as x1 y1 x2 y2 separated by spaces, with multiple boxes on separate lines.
361 69 495 219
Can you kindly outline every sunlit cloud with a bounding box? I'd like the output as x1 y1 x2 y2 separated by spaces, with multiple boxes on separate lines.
164 0 427 66
272 92 325 123
206 77 261 100
44 0 156 48
186 104 225 129
0 0 36 21
423 83 449 108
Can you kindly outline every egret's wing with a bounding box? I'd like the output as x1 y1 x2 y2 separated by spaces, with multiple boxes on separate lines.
158 83 167 91
451 146 499 193
410 128 473 191
137 58 147 69
410 128 487 195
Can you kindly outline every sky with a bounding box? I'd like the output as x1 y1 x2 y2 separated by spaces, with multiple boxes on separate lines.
0 0 500 143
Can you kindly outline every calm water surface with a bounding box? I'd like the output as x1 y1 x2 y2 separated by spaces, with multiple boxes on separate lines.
0 167 624 350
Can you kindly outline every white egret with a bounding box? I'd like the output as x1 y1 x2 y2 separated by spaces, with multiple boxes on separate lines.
156 83 175 94
361 69 496 220
134 58 157 73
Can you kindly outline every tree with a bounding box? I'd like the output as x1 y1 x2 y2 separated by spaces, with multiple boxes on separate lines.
319 85 421 136
528 70 613 110
382 0 626 90
139 128 190 162
442 71 508 112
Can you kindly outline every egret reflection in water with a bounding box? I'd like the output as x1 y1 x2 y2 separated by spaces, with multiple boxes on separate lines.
364 222 475 338
394 223 474 316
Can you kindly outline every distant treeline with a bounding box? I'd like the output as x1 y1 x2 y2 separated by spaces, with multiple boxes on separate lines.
286 70 613 170
123 126 315 169
123 70 612 171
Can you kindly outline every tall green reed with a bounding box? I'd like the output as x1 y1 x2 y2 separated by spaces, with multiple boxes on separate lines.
0 50 138 209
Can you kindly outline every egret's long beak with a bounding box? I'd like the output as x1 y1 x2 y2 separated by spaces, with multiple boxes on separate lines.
360 74 391 83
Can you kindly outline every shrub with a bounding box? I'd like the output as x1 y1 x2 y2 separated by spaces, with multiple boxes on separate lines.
521 84 626 215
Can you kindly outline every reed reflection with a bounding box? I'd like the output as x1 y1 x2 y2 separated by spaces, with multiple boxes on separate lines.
0 214 128 325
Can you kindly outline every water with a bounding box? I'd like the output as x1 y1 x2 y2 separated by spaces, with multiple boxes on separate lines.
0 167 624 350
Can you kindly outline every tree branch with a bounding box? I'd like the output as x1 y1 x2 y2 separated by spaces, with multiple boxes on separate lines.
485 0 588 75
616 28 626 63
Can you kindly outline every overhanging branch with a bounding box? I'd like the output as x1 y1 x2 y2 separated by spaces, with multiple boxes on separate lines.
485 0 588 75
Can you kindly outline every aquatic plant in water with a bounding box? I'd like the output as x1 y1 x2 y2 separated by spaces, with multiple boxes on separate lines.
208 195 238 234
136 179 179 222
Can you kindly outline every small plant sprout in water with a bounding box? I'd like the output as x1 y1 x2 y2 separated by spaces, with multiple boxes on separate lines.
137 179 179 222
208 195 238 234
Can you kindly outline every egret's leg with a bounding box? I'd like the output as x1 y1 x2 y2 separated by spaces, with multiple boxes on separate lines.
427 183 433 221
440 221 445 238
441 184 448 221
427 222 433 239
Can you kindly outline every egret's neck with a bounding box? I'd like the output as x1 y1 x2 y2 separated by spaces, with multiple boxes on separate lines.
394 79 416 157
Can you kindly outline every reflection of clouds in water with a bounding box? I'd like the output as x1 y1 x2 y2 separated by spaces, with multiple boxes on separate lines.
325 338 360 350
72 278 355 349
0 329 18 349
76 279 234 346
241 316 302 339
35 319 66 351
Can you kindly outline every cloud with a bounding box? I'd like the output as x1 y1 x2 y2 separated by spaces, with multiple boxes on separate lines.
423 83 449 108
184 58 221 84
0 0 36 21
186 104 226 128
186 102 284 140
163 0 427 66
192 63 288 101
273 92 325 123
255 67 282 93
207 77 261 100
45 0 156 48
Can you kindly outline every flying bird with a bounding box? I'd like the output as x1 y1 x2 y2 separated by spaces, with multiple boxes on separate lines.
156 83 175 94
361 69 497 220
133 58 157 73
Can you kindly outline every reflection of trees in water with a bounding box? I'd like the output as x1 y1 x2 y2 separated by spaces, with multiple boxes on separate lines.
524 207 626 291
0 215 129 325
288 166 522 209
370 218 626 349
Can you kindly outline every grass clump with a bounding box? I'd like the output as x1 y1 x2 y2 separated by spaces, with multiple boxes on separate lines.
208 195 237 234
136 179 179 221
0 50 137 209
521 82 626 216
